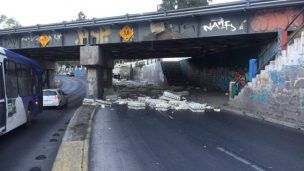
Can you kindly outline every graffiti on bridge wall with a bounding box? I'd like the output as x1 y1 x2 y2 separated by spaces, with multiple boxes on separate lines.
1 36 19 49
3 26 114 47
202 17 245 32
2 32 64 48
21 34 40 48
250 7 303 32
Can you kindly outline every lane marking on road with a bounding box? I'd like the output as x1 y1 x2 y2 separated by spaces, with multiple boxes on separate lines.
216 147 265 171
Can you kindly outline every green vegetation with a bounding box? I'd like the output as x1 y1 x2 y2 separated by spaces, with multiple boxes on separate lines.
76 11 87 21
158 0 212 10
0 14 21 29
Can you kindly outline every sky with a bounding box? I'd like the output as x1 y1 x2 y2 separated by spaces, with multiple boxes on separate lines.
0 0 235 26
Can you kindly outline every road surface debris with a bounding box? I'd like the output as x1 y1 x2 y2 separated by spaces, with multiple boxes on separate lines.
84 79 221 113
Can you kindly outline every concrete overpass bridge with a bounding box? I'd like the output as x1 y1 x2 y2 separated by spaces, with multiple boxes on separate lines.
0 0 303 97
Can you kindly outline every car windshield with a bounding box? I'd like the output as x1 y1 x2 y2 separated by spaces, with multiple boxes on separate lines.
43 91 57 96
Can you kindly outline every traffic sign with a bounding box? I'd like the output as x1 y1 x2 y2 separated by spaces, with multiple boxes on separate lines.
119 25 134 41
38 34 50 47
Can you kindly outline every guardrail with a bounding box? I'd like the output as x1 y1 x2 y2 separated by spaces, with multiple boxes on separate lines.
0 0 303 35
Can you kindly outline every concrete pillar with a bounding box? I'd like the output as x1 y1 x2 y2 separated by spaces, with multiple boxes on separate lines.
80 45 113 99
86 67 103 98
38 60 56 88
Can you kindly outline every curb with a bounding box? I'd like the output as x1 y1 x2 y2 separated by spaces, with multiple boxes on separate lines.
51 105 97 171
222 106 304 131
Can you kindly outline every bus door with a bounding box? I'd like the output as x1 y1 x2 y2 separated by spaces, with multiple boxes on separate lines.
0 62 6 132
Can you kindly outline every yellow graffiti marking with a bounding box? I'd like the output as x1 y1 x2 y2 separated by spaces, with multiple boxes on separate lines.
77 29 89 45
150 22 165 33
99 27 111 43
119 25 134 42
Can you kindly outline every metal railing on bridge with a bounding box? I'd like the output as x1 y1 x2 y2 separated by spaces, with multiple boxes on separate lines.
0 0 303 35
257 6 304 73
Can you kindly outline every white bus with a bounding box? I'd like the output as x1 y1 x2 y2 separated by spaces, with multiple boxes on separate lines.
0 47 43 135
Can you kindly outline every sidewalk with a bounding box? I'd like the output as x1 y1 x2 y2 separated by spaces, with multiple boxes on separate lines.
51 105 96 171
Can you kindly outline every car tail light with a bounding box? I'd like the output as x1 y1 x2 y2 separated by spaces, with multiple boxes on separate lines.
54 95 59 100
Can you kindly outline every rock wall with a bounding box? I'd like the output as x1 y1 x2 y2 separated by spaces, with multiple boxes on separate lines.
231 32 304 129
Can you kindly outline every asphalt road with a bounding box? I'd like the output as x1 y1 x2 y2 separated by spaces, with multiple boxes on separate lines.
91 106 304 171
0 76 85 171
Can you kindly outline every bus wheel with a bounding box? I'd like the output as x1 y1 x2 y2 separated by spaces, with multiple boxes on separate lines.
25 105 32 127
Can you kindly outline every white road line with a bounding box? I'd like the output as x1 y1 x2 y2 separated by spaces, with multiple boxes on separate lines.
216 147 265 171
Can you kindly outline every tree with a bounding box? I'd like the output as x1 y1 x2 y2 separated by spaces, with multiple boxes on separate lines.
158 0 212 10
77 11 86 21
0 14 21 29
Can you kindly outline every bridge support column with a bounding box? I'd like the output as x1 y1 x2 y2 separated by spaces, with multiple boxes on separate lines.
80 45 113 99
86 67 103 98
38 60 56 88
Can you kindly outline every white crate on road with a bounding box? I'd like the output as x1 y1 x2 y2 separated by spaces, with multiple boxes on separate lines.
155 102 170 111
128 101 146 110
187 102 207 112
96 99 112 107
83 98 95 106
169 100 189 110
163 91 182 101
115 98 129 105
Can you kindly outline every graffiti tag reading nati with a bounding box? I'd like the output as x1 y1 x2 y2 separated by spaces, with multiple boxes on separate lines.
203 17 237 32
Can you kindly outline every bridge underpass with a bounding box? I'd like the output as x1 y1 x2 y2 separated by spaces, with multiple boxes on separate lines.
1 1 304 170
13 32 276 60
10 32 276 96
78 32 276 98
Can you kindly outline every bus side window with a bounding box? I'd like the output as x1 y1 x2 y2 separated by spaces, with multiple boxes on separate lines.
4 60 18 98
30 68 35 95
0 63 4 99
17 64 35 96
17 64 27 96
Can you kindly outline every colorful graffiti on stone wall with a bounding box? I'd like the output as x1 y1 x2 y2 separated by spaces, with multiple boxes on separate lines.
231 34 304 127
180 60 248 92
200 67 248 92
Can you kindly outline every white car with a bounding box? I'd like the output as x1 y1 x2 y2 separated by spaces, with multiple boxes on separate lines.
43 89 68 108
